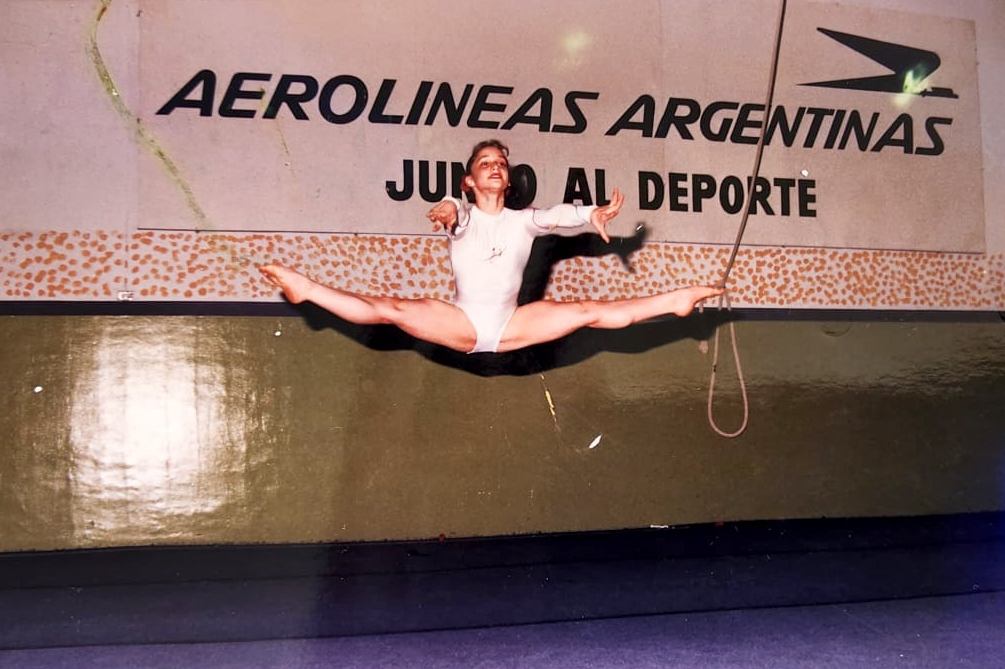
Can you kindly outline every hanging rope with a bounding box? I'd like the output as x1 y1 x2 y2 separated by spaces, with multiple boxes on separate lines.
705 290 748 437
706 0 788 438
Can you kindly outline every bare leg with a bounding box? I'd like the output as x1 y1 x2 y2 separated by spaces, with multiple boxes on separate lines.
260 264 477 352
497 285 723 352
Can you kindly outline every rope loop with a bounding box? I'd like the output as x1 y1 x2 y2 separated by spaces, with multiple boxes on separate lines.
705 289 748 438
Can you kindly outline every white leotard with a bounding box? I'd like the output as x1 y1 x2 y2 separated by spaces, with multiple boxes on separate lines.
447 200 596 353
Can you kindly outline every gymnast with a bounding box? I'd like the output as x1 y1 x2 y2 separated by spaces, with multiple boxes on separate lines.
259 139 722 354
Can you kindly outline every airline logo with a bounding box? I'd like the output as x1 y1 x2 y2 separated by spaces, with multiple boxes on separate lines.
802 28 958 99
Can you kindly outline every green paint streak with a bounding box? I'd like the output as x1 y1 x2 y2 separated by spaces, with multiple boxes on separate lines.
87 0 210 229
86 0 261 274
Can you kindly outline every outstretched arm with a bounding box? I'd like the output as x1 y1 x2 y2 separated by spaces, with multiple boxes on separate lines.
530 189 625 242
427 199 457 232
427 198 471 237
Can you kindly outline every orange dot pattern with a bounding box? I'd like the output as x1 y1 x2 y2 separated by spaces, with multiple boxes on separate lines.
1 231 127 299
1 230 1003 309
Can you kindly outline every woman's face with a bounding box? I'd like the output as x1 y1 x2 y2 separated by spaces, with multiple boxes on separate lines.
465 146 510 195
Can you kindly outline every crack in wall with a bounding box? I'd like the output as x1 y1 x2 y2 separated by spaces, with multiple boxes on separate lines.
86 0 256 275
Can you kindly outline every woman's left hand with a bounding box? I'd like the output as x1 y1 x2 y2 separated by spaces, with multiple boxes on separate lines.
589 188 625 243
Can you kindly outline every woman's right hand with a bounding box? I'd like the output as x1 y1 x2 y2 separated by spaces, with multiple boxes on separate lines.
427 200 458 232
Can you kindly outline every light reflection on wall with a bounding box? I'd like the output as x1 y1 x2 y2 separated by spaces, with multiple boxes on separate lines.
560 29 592 70
69 320 247 545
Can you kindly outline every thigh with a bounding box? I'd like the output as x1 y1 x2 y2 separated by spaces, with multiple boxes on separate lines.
382 298 478 353
497 300 594 352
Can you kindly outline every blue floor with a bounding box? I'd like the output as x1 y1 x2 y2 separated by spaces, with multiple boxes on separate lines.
2 514 1003 667
2 593 1002 668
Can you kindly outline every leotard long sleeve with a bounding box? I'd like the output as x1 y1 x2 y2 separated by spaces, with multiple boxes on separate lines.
444 200 596 352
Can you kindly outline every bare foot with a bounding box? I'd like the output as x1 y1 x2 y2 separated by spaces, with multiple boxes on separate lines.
259 264 315 304
670 285 724 317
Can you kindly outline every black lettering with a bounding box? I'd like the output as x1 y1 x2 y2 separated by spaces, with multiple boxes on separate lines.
774 178 795 216
219 72 270 118
700 101 739 142
636 172 817 216
405 81 434 125
798 179 817 217
915 116 951 156
563 167 593 204
418 160 449 201
871 113 914 153
263 74 318 120
156 69 216 116
426 83 473 126
822 109 847 149
839 111 879 150
720 176 744 214
553 91 599 134
451 161 468 199
467 85 513 129
802 108 835 148
386 159 413 201
655 97 700 139
746 176 773 215
731 104 764 145
594 170 610 206
501 88 552 131
368 79 404 124
692 173 717 213
638 171 664 210
605 95 655 137
668 172 689 212
765 105 805 147
318 75 368 124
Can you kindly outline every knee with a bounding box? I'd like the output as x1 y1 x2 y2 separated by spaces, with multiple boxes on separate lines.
569 301 616 329
373 297 409 325
585 300 633 329
578 301 603 326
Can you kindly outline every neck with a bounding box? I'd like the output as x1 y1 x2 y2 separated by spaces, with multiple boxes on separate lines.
473 190 506 215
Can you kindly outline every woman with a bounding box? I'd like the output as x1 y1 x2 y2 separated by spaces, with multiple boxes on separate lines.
260 139 721 353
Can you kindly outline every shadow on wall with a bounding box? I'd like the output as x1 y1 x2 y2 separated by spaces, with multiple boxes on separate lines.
293 225 733 377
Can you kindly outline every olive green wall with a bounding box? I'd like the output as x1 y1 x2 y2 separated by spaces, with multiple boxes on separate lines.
1 312 1003 552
